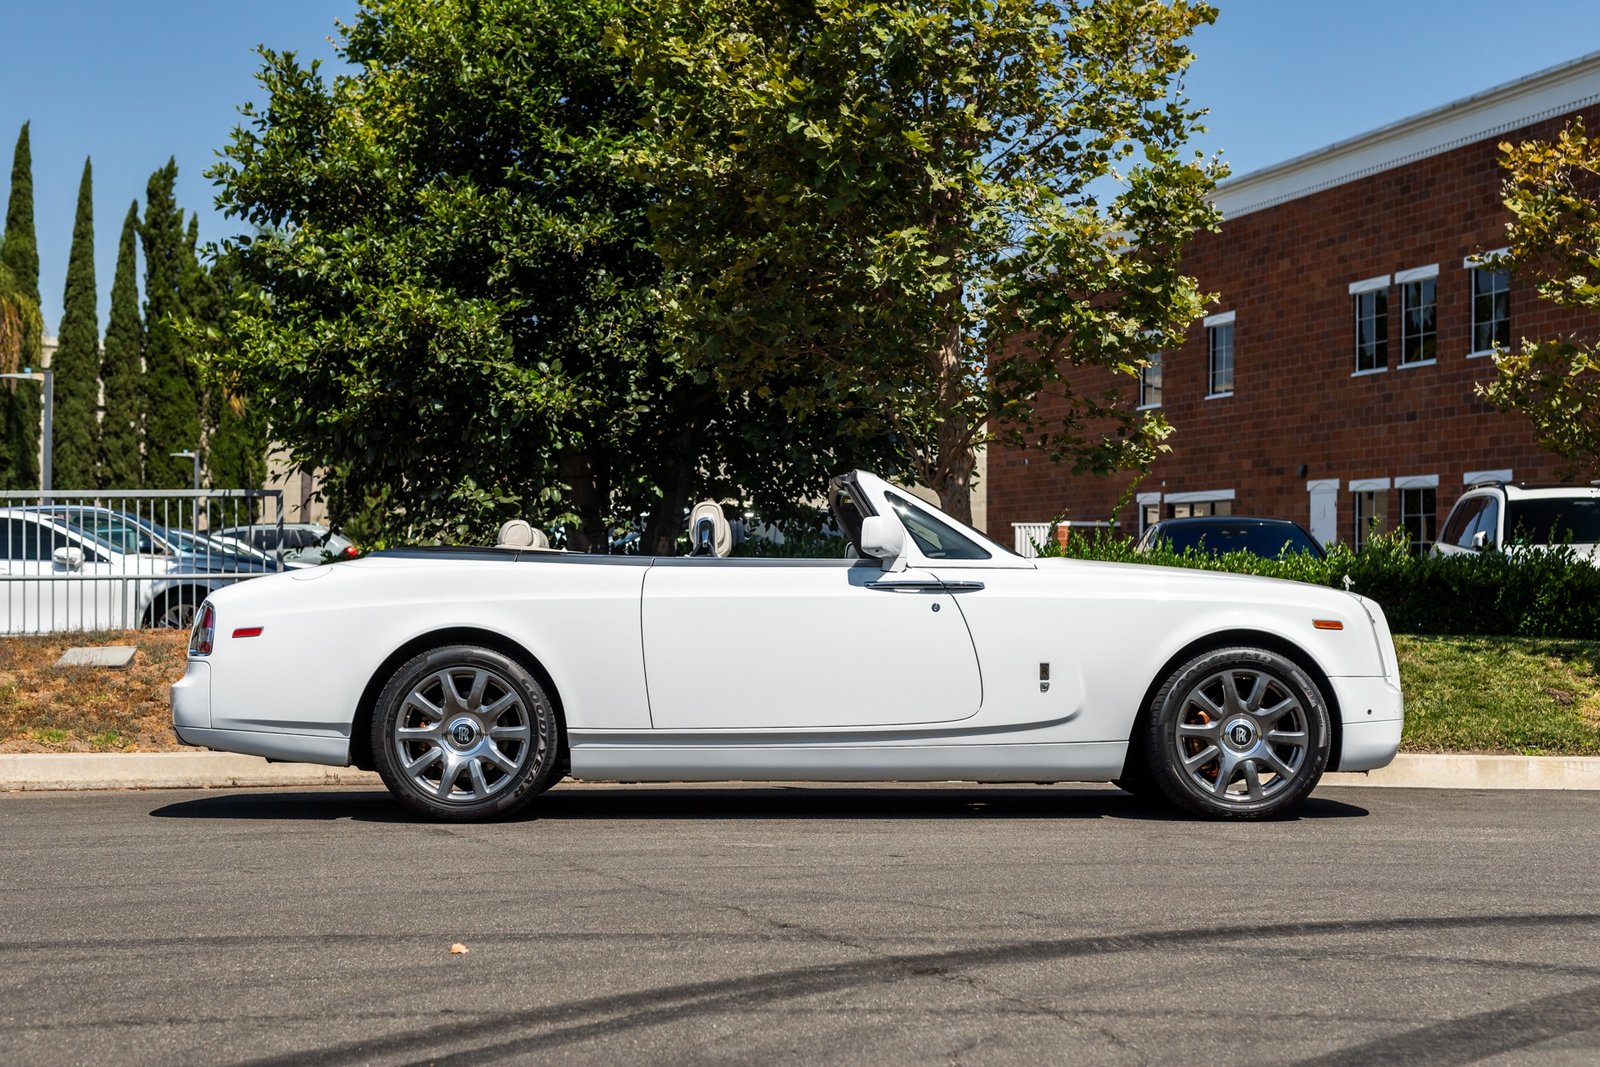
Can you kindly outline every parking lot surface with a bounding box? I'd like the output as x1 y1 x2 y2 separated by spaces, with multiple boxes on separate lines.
2 783 1598 1065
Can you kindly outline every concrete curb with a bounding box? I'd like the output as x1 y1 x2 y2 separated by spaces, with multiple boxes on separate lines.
0 752 378 791
1321 752 1600 791
2 750 1599 793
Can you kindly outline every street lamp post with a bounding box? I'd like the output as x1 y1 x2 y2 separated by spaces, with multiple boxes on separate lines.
0 368 53 499
170 449 200 531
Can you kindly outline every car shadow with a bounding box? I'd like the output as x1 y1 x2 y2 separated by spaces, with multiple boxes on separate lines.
148 784 1368 824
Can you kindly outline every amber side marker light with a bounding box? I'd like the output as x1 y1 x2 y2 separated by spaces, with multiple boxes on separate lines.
1312 619 1344 631
232 626 264 639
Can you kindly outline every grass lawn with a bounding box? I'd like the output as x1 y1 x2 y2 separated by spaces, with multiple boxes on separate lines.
1 631 1598 756
1395 635 1600 755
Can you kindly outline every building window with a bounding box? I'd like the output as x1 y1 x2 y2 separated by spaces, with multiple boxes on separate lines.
1472 266 1510 354
1401 487 1437 555
1354 289 1388 372
1208 322 1234 396
1142 503 1160 531
1352 489 1388 549
1139 351 1162 408
1401 278 1436 364
1170 499 1233 519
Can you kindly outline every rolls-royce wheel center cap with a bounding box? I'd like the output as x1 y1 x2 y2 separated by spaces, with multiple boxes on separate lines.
449 720 479 747
1227 720 1254 748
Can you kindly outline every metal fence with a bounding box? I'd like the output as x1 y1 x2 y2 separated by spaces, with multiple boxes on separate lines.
0 489 286 635
1011 520 1116 558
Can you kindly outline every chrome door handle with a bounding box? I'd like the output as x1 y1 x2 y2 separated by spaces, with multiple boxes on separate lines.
865 580 984 593
865 580 946 593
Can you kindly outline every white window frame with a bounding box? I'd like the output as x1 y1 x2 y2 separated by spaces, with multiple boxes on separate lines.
1350 478 1391 549
1463 468 1512 486
1136 491 1161 535
1143 489 1237 523
1351 274 1390 376
1138 350 1162 410
1397 264 1438 368
1398 477 1439 554
1204 311 1235 399
1166 489 1236 519
1464 249 1511 358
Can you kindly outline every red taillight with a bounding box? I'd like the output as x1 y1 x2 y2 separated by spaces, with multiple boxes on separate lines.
190 602 215 656
232 626 263 639
341 544 359 558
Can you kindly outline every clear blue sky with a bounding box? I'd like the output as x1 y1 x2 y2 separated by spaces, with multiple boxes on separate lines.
2 0 1597 335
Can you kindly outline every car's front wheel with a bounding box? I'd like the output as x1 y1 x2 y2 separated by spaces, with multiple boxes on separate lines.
371 646 562 820
1144 647 1330 819
147 588 205 629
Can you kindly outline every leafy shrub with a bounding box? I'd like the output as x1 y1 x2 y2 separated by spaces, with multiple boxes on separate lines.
1040 526 1600 638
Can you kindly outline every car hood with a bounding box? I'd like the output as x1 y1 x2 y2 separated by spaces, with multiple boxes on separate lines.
1033 556 1363 610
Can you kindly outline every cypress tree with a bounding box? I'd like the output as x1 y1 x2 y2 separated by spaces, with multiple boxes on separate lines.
140 159 200 488
1 122 41 488
99 201 144 488
53 157 98 488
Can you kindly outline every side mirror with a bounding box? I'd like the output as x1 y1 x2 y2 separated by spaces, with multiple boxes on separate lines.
52 546 85 572
859 515 905 562
1471 530 1489 551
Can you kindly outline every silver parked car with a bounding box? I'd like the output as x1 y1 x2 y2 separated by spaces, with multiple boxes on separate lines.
218 522 358 565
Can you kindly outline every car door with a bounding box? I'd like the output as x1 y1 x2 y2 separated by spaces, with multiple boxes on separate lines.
641 558 982 729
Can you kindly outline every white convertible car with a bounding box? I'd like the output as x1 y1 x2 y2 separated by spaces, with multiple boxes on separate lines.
171 471 1402 820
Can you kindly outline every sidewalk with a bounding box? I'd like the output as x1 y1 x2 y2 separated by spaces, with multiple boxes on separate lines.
3 751 1599 792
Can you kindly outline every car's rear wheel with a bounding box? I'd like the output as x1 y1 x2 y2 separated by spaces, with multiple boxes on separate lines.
371 646 561 821
1144 647 1330 819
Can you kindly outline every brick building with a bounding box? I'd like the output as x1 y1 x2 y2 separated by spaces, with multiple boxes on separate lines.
986 52 1600 553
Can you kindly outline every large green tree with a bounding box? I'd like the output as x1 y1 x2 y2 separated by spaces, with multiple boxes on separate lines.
1480 117 1600 477
99 201 145 487
189 240 267 504
1 122 42 488
141 160 203 488
625 0 1222 519
209 0 882 550
0 262 41 406
53 158 99 488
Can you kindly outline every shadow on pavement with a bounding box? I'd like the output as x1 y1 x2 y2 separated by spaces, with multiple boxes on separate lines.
148 784 1368 823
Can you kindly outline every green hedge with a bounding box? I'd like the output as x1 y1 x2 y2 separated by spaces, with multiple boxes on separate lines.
1045 528 1600 639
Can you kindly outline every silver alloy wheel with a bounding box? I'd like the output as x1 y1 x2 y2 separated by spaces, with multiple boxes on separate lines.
391 666 536 804
1171 667 1310 805
156 599 200 629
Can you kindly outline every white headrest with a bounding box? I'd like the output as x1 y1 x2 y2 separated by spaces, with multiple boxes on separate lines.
688 501 733 557
496 519 550 550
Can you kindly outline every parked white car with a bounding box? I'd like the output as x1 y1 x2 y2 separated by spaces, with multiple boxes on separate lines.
0 509 178 632
1433 482 1600 562
173 471 1402 821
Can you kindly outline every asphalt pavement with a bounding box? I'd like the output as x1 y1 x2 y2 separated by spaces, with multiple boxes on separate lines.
2 782 1598 1065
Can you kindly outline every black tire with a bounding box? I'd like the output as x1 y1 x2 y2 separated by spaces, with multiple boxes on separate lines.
1143 646 1330 820
1113 748 1156 798
371 645 562 821
147 588 206 629
1112 774 1154 798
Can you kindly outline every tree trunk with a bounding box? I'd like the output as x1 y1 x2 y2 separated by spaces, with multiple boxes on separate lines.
556 448 609 552
931 301 974 524
935 419 975 524
642 422 700 556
